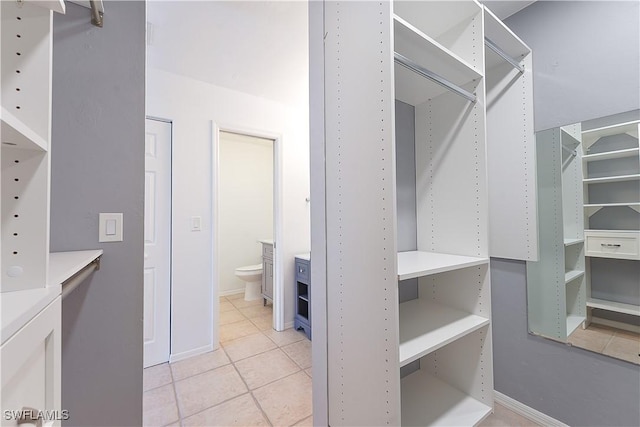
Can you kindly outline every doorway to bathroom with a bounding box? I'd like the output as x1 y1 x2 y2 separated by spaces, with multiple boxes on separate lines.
214 127 283 333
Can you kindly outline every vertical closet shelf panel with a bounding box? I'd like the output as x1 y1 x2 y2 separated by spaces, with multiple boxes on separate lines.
323 2 400 425
527 128 566 340
1 147 49 291
1 1 52 145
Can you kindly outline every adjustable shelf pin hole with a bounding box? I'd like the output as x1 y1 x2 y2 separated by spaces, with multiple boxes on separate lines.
14 160 19 163
3 142 17 146
14 178 19 181
13 251 18 255
14 214 19 218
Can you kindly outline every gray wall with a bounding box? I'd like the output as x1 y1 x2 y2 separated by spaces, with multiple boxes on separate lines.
505 1 640 132
489 2 640 425
51 2 145 426
491 259 640 427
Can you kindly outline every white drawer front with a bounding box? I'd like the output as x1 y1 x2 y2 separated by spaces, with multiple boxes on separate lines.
585 232 639 260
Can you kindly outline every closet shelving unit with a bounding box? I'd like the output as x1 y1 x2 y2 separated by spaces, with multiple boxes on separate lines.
313 1 535 424
393 1 494 425
581 121 640 326
527 124 587 341
1 0 103 420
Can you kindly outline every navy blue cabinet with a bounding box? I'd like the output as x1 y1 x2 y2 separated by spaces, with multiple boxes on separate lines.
294 255 311 340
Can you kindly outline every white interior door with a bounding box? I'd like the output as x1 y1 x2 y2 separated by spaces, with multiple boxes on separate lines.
144 118 172 367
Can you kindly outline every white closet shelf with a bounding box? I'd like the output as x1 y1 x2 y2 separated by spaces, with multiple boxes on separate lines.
566 315 585 336
399 299 489 367
582 120 639 147
564 238 584 246
394 15 481 106
587 298 640 317
583 148 639 162
565 270 584 284
397 251 488 280
585 202 640 208
583 174 640 184
393 1 481 43
483 7 530 71
27 0 66 13
401 370 492 427
1 107 48 151
49 250 103 286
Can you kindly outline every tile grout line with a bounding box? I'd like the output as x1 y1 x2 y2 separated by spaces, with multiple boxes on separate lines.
221 343 274 427
168 363 184 427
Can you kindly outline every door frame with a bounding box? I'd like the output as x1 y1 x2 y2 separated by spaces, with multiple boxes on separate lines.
144 116 173 366
211 122 284 331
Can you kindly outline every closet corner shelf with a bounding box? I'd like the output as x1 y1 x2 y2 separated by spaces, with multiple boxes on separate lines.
399 299 489 367
583 174 640 184
1 107 48 151
564 238 584 246
401 370 492 427
586 298 640 317
583 148 640 162
564 270 584 284
581 120 639 147
566 315 585 336
397 251 489 280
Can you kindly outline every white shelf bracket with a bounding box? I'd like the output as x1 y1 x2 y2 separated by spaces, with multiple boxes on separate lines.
585 206 603 217
630 205 640 214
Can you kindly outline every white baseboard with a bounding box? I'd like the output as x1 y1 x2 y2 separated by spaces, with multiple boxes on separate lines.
591 316 640 334
494 391 569 427
169 343 213 364
284 320 294 330
219 289 245 297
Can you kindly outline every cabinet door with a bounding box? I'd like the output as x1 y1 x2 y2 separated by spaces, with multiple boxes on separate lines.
1 297 61 426
265 259 274 299
261 259 267 294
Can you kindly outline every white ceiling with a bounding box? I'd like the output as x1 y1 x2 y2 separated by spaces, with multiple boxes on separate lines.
146 0 309 106
147 1 535 106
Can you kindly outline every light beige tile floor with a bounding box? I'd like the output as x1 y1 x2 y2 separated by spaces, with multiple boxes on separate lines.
568 323 640 364
144 294 548 426
143 294 311 427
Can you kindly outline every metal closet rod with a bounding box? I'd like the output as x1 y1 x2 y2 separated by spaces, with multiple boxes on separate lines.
89 0 103 27
394 52 477 103
484 37 524 73
61 256 102 300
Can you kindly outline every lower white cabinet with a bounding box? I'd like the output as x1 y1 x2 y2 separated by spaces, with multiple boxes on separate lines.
1 296 61 427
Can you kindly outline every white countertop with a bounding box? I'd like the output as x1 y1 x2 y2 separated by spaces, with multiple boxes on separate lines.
1 249 103 345
295 252 311 261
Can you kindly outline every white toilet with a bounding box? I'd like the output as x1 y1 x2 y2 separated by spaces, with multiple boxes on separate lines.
234 264 263 301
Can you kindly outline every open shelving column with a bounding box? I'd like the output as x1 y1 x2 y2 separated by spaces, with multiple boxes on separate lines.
581 121 640 328
394 1 493 425
1 0 54 292
313 1 498 425
527 125 586 341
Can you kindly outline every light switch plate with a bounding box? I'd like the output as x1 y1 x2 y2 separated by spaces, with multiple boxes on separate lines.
191 216 202 232
99 213 123 242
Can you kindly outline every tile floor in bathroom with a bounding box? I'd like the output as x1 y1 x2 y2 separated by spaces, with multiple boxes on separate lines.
143 292 540 426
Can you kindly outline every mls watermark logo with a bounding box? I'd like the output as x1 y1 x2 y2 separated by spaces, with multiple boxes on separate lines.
4 407 69 425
